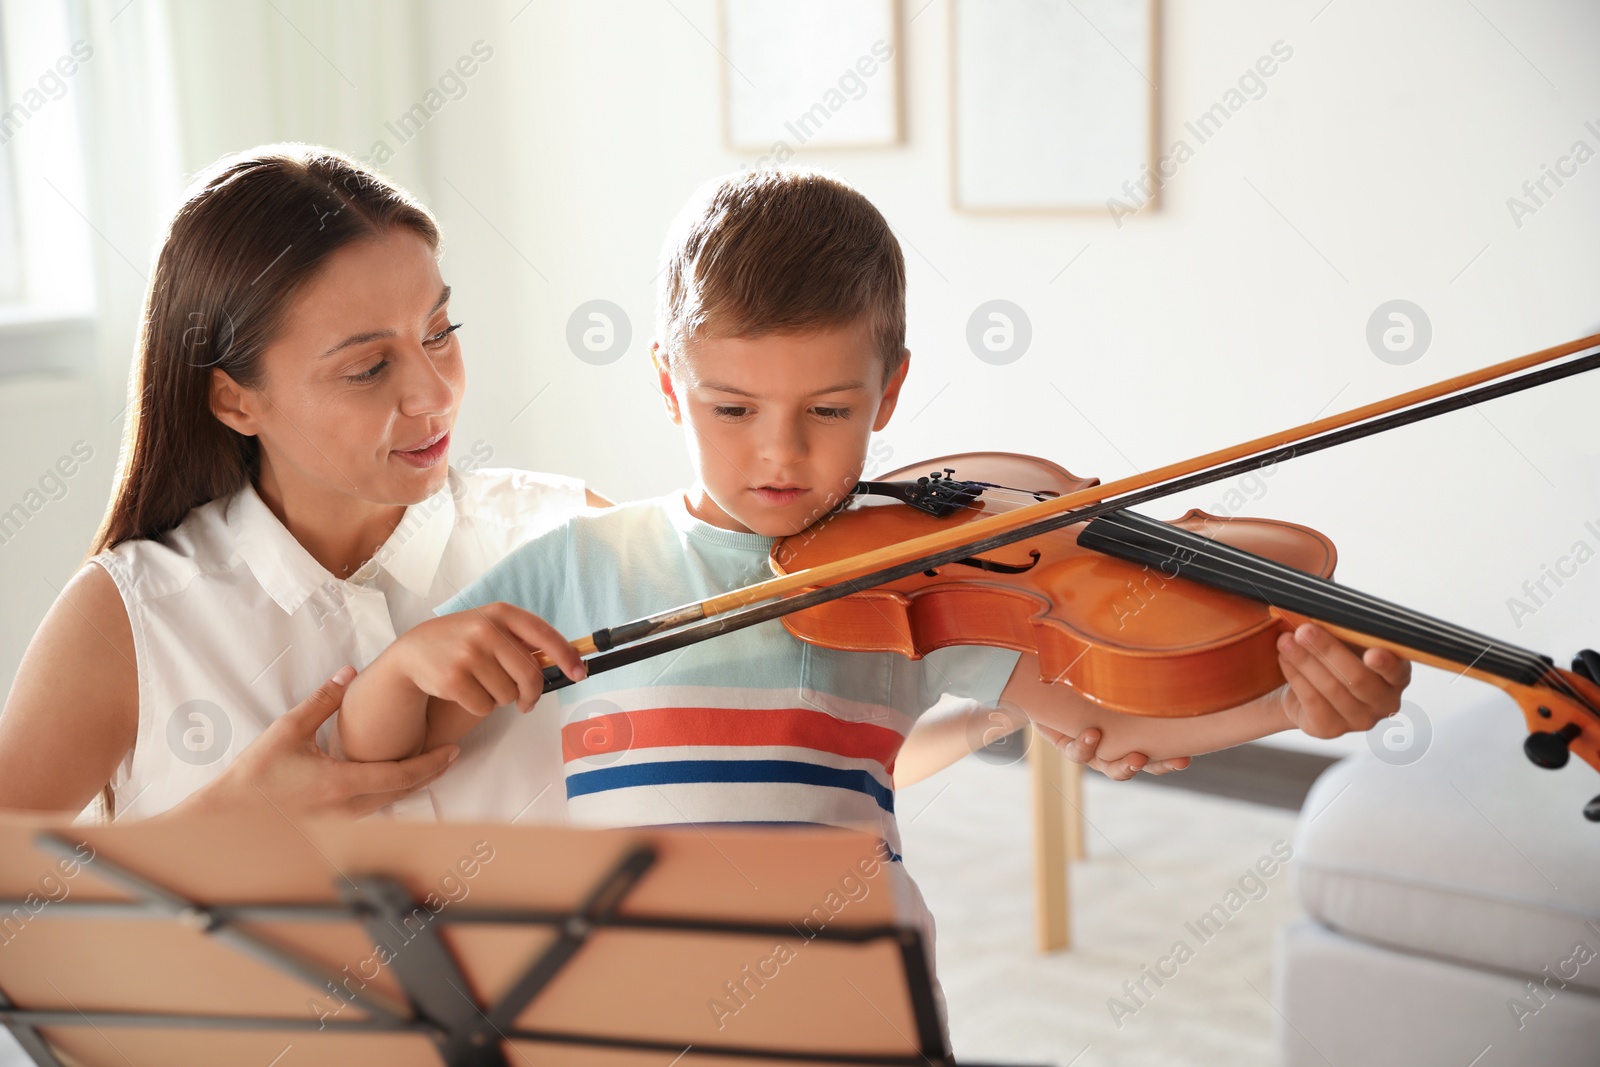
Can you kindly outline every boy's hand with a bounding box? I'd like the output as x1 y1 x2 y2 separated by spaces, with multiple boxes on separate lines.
400 602 587 717
1276 622 1411 738
1034 723 1192 781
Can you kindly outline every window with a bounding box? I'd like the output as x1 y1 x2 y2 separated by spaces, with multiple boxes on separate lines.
0 0 95 378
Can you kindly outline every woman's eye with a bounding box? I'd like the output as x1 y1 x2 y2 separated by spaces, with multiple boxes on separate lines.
813 406 851 420
426 322 463 349
347 359 388 383
711 405 749 419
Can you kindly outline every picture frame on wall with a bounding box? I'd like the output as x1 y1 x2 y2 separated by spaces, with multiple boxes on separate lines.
951 0 1159 213
719 0 902 158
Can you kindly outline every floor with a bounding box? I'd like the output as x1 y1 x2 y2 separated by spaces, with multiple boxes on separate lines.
899 750 1307 1067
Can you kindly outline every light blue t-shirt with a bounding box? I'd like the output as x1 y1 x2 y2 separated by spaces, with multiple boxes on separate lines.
439 493 1020 856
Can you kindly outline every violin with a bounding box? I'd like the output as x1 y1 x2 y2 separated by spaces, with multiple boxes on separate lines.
772 451 1338 719
771 452 1600 822
537 331 1600 820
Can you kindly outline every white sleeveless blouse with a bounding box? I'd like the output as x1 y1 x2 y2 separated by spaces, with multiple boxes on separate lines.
92 466 588 821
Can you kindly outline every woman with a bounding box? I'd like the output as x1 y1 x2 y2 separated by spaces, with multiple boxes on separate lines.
0 145 600 821
0 145 1173 821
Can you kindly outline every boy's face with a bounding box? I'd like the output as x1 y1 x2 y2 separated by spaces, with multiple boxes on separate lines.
653 318 909 536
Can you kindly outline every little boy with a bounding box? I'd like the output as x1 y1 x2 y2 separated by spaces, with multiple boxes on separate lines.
338 168 1409 1005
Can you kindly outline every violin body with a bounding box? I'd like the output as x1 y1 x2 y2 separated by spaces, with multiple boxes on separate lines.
772 453 1337 717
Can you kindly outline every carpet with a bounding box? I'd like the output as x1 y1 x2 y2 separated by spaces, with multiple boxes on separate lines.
899 751 1309 1066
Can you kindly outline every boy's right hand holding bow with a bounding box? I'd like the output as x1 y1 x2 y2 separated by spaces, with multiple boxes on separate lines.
338 603 587 763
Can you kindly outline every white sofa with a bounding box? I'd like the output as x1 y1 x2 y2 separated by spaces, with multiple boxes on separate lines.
1276 694 1600 1065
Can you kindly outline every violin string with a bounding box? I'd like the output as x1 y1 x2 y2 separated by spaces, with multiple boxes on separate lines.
1084 517 1550 684
1071 509 1531 673
863 483 1600 720
1094 518 1600 724
930 491 1543 677
943 496 1550 684
1145 523 1540 675
1166 532 1531 673
885 489 1500 660
1110 514 1600 720
1535 663 1600 719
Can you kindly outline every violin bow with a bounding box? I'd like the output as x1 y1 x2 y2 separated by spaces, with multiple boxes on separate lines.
533 330 1600 689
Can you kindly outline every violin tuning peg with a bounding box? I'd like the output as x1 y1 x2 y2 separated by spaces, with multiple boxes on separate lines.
1524 723 1581 769
1573 649 1600 684
1586 794 1600 823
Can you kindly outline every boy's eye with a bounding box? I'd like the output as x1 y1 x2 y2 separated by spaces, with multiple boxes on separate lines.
711 404 750 419
426 322 463 349
812 406 851 420
347 359 388 383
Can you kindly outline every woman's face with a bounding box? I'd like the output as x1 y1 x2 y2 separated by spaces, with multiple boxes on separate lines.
215 228 465 511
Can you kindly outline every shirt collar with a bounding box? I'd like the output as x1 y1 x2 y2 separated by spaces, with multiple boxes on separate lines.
227 476 458 615
664 491 774 553
227 484 337 616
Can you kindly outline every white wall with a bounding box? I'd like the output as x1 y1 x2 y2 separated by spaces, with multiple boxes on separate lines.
5 0 1599 760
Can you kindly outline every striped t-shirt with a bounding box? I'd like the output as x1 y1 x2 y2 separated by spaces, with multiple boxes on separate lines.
437 493 1020 856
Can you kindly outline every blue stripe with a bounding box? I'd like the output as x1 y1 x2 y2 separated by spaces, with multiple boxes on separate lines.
566 759 895 813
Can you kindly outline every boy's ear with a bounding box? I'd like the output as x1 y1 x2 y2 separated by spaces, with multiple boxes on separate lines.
209 369 261 437
872 350 911 432
651 342 683 425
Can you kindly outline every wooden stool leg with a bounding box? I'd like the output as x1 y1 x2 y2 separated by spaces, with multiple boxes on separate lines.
1029 725 1072 952
1064 756 1085 861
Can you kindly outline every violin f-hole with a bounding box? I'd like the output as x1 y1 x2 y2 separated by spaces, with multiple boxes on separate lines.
948 549 1042 575
921 549 1043 578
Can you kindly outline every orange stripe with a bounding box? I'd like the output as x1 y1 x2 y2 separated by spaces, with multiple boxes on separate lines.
560 706 904 769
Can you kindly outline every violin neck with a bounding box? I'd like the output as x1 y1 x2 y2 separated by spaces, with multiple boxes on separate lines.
1077 511 1553 689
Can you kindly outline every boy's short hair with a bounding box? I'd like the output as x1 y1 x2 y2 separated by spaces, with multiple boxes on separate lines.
655 169 907 378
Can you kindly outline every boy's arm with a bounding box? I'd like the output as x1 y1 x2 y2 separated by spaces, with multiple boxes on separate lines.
421 697 488 753
1006 622 1411 762
337 603 587 762
340 657 482 763
339 650 432 762
893 700 1191 788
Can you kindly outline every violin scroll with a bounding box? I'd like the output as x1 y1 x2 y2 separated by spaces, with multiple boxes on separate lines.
1514 653 1600 821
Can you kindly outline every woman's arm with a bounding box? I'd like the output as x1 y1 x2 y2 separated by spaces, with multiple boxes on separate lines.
0 564 138 813
0 563 460 818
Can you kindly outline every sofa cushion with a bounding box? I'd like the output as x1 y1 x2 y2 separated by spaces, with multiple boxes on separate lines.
1294 694 1600 994
1276 918 1600 1067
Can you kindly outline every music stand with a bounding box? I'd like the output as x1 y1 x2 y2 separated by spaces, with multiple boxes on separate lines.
0 812 1029 1067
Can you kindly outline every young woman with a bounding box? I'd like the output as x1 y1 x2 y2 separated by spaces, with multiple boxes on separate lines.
0 146 603 821
0 145 1179 822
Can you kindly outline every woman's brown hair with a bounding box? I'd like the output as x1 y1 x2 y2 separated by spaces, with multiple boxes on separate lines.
88 144 440 556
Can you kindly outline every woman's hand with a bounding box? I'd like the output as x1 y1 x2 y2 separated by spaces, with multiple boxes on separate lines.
1034 723 1193 781
171 668 460 819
